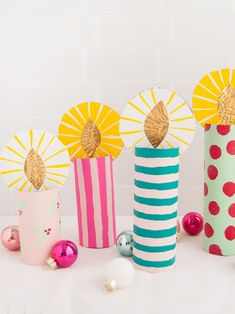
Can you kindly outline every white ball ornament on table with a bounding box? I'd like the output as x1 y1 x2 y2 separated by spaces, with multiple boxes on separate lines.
104 258 135 293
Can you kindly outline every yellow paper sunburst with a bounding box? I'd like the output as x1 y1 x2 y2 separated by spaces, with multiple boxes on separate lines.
0 130 70 192
192 68 235 127
58 101 124 160
120 87 195 154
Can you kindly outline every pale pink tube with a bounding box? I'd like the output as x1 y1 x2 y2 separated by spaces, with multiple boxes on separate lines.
16 189 61 265
74 156 116 248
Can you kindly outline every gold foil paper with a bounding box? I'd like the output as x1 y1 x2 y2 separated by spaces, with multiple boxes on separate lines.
81 119 101 157
144 101 169 148
218 85 235 125
24 148 46 190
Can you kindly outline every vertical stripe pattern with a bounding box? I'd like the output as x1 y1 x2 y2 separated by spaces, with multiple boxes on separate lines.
133 147 179 272
74 156 116 248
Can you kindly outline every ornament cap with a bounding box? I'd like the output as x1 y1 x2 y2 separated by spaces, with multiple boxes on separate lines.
104 279 118 293
46 257 58 270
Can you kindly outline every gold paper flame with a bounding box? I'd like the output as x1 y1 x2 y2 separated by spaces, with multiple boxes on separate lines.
24 148 46 190
218 85 235 125
81 119 101 157
144 101 169 148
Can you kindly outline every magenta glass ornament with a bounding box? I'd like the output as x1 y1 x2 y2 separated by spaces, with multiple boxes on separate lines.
47 240 78 269
182 212 203 236
1 225 20 251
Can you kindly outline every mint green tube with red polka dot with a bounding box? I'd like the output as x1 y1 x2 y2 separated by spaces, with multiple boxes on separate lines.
204 124 235 256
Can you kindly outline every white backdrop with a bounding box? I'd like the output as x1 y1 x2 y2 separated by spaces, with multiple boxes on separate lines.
0 0 234 215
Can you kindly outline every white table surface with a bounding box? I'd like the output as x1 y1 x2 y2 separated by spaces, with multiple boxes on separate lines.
1 216 235 314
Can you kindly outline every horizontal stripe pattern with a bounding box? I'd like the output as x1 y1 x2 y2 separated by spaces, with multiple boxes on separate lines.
134 216 177 230
135 179 178 190
133 255 176 268
135 164 179 175
135 147 179 158
134 172 179 184
133 147 179 272
134 247 176 261
134 194 178 206
133 242 176 252
135 156 179 167
134 209 177 220
134 201 177 215
134 186 178 199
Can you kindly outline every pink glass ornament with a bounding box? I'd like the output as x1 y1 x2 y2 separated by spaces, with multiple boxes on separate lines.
47 240 78 269
182 212 203 236
1 225 20 251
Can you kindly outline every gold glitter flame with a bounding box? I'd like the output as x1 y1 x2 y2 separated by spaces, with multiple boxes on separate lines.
81 119 101 157
144 101 169 148
24 148 46 190
218 85 235 125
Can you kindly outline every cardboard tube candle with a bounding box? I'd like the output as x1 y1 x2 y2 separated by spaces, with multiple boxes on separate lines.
132 147 179 272
204 124 235 256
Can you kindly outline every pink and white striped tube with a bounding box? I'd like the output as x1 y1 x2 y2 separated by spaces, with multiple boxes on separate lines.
73 156 116 248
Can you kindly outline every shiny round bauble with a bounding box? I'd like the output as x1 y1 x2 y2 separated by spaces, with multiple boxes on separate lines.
116 230 133 257
182 212 203 235
104 257 135 292
47 240 78 269
1 225 20 251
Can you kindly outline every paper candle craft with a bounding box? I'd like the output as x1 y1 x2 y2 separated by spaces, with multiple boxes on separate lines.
0 129 70 192
120 87 195 154
192 68 235 127
58 102 123 248
58 101 123 160
204 124 235 256
120 87 195 272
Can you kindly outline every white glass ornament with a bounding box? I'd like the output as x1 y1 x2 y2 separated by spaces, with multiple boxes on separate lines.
104 257 135 292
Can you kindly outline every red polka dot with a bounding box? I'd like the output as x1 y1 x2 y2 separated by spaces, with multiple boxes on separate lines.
208 201 220 215
225 226 235 241
204 183 208 196
204 223 214 238
205 124 211 131
209 145 221 159
209 244 222 255
223 182 235 197
226 140 235 155
216 125 230 135
228 204 235 217
207 165 218 180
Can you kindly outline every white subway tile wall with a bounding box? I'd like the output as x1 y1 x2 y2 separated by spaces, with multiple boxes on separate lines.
0 0 234 215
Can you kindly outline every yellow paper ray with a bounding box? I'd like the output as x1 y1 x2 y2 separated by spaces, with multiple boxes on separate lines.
0 157 24 165
139 93 151 110
29 130 33 147
19 180 28 191
45 177 64 186
128 101 147 116
14 135 27 152
0 169 23 175
46 171 67 178
46 163 70 169
171 116 194 122
169 102 186 116
168 133 189 146
40 136 55 158
36 131 46 152
121 116 143 124
150 88 157 105
8 176 24 188
166 91 176 106
128 136 145 150
44 147 68 162
120 130 143 135
5 146 25 159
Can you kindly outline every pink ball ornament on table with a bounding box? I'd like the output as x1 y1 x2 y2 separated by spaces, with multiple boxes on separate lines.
46 240 78 270
1 225 20 251
182 212 203 236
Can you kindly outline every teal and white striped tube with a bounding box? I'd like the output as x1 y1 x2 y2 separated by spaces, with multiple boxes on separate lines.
133 147 179 272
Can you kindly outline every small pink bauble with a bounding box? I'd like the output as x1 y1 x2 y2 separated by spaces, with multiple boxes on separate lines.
182 212 203 235
47 240 78 269
1 225 20 251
